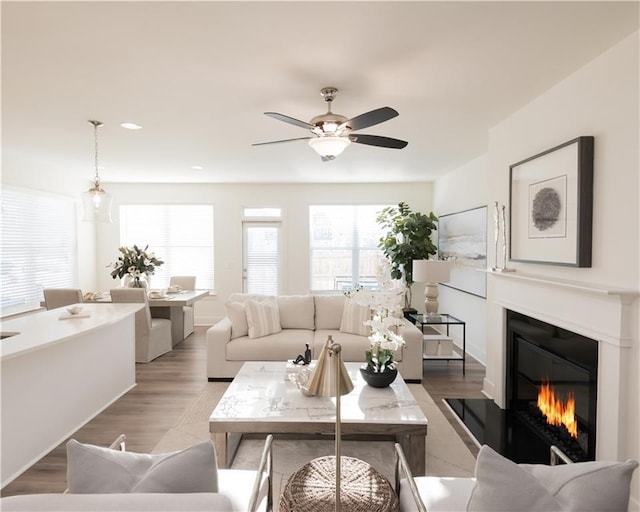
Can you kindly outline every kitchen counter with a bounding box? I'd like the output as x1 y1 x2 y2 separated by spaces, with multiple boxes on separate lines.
1 303 143 488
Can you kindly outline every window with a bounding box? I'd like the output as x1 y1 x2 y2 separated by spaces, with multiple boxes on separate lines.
1 186 78 316
309 205 388 292
119 205 214 290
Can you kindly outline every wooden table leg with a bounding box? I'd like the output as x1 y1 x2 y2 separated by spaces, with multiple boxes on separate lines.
397 433 426 475
213 432 242 469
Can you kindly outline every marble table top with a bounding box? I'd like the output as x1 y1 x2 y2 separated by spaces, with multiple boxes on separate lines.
210 361 428 427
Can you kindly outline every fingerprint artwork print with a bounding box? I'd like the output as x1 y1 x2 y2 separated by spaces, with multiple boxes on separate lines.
528 175 567 239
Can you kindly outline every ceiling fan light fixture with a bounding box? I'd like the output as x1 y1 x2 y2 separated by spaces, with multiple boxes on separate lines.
308 136 351 159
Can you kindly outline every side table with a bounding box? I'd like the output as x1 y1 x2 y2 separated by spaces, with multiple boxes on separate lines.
410 313 466 375
280 456 399 512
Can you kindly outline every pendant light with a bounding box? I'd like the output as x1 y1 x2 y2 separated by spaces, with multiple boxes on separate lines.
82 120 113 223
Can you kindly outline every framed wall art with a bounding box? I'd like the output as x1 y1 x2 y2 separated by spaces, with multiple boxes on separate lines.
509 136 593 267
438 205 487 298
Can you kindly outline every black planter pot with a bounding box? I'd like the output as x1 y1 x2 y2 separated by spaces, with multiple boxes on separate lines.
360 367 398 388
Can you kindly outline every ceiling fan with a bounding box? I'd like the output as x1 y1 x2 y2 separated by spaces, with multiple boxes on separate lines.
252 87 408 161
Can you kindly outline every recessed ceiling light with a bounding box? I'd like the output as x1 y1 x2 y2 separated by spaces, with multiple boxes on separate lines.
191 165 204 170
121 122 142 130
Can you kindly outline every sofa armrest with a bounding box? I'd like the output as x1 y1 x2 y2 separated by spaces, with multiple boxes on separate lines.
394 443 427 512
207 317 232 349
248 435 273 512
396 319 423 381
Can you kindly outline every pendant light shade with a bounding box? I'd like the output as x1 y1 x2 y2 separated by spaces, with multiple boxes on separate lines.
82 120 112 223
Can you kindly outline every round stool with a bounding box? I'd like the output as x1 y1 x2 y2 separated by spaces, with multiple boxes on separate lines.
279 456 399 512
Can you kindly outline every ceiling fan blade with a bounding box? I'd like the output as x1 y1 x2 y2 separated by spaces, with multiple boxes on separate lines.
264 112 315 130
350 134 408 149
339 107 399 132
252 137 312 146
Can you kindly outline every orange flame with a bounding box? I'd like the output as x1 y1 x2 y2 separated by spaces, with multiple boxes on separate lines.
537 380 578 438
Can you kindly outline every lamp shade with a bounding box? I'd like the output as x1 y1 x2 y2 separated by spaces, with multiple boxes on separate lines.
412 259 451 284
306 337 354 398
308 136 351 158
81 185 113 223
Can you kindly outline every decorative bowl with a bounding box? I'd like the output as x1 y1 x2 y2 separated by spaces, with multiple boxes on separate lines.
66 305 83 315
359 366 398 388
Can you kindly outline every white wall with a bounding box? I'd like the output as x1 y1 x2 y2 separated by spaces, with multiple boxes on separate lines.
98 182 432 325
430 154 490 364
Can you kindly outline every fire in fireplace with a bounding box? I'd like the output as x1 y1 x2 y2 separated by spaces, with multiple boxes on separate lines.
506 310 598 462
537 380 577 437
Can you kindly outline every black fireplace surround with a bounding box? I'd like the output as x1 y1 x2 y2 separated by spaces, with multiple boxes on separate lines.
446 310 598 464
506 310 598 462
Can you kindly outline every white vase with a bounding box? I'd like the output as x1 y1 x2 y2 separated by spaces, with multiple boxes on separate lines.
122 275 149 288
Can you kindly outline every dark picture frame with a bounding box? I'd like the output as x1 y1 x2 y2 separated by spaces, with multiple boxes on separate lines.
438 205 487 298
509 136 593 267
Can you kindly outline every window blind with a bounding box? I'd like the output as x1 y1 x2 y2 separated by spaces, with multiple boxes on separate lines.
309 204 388 292
119 204 214 290
244 224 279 295
1 186 78 316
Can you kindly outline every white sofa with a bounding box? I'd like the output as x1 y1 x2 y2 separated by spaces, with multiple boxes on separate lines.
207 293 424 381
0 435 273 512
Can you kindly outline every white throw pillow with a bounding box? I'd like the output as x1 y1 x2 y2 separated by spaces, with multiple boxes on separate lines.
245 298 282 339
66 439 218 494
277 295 315 330
225 301 248 339
339 299 371 336
467 445 639 512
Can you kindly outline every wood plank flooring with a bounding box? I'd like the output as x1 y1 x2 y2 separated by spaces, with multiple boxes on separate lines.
1 327 485 497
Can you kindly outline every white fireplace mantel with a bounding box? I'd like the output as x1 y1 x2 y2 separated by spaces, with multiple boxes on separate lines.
484 269 639 461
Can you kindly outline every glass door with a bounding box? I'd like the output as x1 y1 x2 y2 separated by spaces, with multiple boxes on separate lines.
242 222 281 295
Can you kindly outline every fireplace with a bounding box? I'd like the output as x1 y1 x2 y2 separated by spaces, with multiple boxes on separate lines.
505 310 598 462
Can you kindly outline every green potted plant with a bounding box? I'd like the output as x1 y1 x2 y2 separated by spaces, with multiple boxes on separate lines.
376 202 438 309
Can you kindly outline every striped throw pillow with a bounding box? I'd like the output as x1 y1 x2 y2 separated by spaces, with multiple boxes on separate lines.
339 299 371 336
245 298 282 339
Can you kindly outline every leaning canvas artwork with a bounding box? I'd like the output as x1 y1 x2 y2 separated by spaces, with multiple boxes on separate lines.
438 206 487 298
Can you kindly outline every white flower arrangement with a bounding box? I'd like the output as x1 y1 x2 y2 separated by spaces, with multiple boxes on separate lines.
346 258 406 373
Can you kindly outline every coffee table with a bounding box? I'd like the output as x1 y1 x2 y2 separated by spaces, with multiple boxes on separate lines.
209 361 428 475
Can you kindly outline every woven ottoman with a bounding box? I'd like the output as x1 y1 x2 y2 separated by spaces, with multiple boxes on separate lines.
280 456 399 512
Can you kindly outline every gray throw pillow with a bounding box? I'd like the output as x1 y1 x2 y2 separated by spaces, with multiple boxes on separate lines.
467 445 638 512
66 439 218 494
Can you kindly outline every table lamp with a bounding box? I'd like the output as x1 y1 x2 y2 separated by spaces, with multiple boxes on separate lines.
412 259 451 318
306 335 354 512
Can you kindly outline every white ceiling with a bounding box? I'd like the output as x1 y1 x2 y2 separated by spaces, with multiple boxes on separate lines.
2 1 638 184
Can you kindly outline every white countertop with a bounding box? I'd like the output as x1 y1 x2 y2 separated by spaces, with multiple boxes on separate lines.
0 303 143 361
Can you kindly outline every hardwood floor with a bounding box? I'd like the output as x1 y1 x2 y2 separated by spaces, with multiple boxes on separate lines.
1 328 485 497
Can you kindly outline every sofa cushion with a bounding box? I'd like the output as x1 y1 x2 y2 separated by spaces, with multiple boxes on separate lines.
227 330 315 361
399 476 476 512
467 445 639 512
277 295 315 330
0 493 234 512
226 301 249 339
314 295 345 330
66 439 218 494
245 298 282 339
313 330 381 362
339 299 371 336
